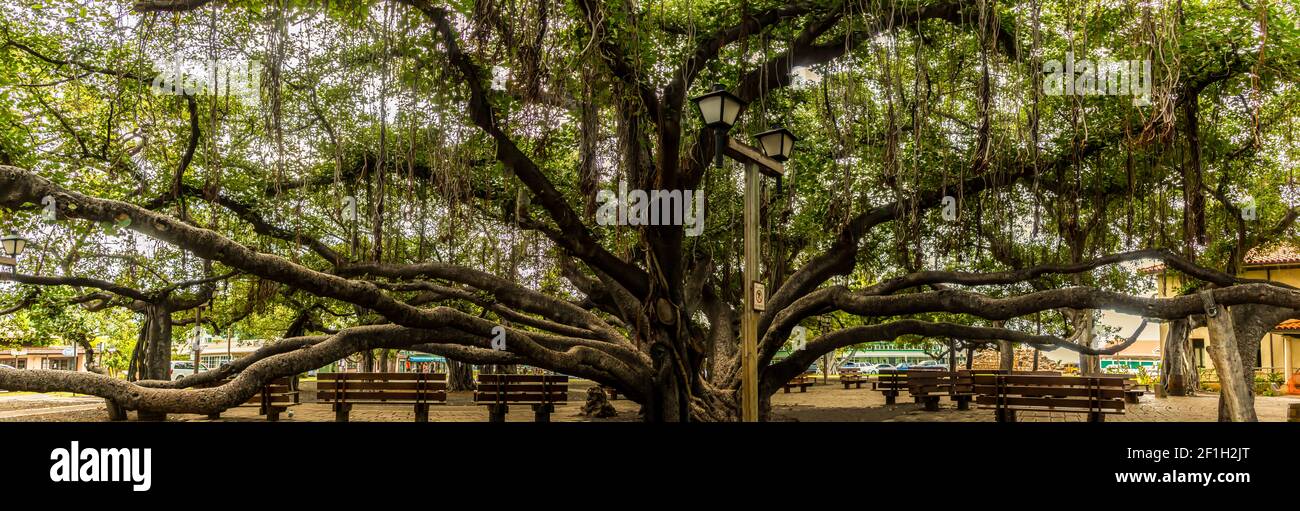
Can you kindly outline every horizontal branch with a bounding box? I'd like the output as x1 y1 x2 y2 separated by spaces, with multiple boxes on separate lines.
762 318 1147 393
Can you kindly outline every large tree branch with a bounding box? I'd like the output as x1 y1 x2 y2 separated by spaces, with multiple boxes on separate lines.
761 318 1145 393
0 272 150 302
144 182 344 265
398 0 651 298
0 165 647 386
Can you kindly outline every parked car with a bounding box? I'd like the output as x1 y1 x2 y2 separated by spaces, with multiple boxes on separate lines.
169 360 210 380
0 363 15 370
806 364 820 374
914 360 948 370
896 362 915 371
865 363 895 374
838 362 870 374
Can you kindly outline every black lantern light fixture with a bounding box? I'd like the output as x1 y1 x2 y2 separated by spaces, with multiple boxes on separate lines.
1 232 27 258
691 83 747 168
754 126 798 163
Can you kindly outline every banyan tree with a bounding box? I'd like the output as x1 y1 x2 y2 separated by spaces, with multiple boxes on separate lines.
1 0 1299 421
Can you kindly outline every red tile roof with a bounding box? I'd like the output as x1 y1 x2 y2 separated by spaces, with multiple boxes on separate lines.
1244 242 1300 266
1138 242 1300 275
1137 263 1165 274
1275 319 1300 331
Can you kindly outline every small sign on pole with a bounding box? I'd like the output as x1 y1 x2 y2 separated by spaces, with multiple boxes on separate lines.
752 282 767 311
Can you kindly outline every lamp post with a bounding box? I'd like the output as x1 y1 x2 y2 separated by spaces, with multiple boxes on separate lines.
0 232 28 271
691 86 797 422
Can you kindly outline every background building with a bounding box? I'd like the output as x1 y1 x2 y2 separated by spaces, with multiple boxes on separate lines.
2 346 88 371
1146 243 1300 380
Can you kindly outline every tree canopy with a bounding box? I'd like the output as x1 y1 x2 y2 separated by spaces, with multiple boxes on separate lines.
1 0 1299 421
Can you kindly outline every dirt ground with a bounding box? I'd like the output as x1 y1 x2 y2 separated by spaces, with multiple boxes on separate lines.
769 377 1300 422
3 378 1298 422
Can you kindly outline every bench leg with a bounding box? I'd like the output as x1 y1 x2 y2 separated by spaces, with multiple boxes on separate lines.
1088 412 1105 423
800 385 808 393
924 397 939 411
955 397 970 411
488 404 508 422
532 404 553 423
884 394 896 405
414 403 429 423
207 412 222 420
334 403 351 422
266 408 280 422
1125 394 1140 404
783 387 791 393
995 409 1017 422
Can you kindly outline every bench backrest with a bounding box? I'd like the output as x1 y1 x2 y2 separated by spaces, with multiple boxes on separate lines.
201 375 299 407
874 369 910 390
250 376 298 407
317 372 448 404
475 374 569 404
907 371 960 395
973 374 1127 412
960 369 1062 376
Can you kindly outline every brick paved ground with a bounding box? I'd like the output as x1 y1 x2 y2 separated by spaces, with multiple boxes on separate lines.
4 378 1297 422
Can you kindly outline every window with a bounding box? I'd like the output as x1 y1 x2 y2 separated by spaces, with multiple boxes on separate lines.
46 358 72 371
201 355 232 368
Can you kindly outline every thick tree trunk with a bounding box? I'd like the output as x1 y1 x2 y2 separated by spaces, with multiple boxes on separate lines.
1071 310 1101 375
1204 305 1257 421
994 321 1013 370
1158 318 1194 397
1211 304 1292 420
143 304 172 381
447 359 475 391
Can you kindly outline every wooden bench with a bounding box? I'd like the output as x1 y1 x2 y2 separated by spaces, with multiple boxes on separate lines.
973 374 1127 422
783 375 816 393
201 376 300 422
840 373 869 389
907 371 974 411
475 374 569 422
317 372 447 422
872 370 911 404
1123 378 1150 403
